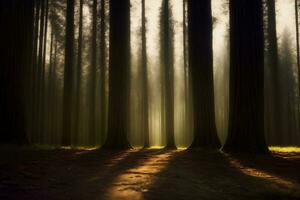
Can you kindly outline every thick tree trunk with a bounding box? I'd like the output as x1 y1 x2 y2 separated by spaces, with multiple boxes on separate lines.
62 0 75 146
0 0 34 144
103 0 131 149
188 0 221 149
223 0 268 153
141 0 150 148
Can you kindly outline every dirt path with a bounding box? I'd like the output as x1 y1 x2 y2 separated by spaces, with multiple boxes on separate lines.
0 147 300 200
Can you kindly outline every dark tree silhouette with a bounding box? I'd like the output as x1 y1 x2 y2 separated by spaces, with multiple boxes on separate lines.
74 0 83 145
89 0 98 145
160 0 176 149
0 0 35 144
188 0 221 149
266 0 281 145
62 0 75 146
295 0 300 110
36 0 46 142
103 0 131 149
99 0 107 144
223 0 268 153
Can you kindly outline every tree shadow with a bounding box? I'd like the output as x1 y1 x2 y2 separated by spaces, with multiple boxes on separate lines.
1 147 300 200
142 149 300 200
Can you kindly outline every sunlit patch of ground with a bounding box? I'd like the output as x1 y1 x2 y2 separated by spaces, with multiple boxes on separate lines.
104 150 179 200
269 146 300 153
0 146 300 200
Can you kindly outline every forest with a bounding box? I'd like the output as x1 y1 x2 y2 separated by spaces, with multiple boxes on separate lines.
1 0 300 199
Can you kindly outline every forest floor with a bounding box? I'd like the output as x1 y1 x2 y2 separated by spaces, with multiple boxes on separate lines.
0 146 300 200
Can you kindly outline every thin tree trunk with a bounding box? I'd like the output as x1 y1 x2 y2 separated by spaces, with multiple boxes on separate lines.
295 0 300 130
75 0 83 146
89 0 97 146
37 0 46 143
141 0 150 148
99 0 107 145
31 0 41 143
266 0 281 145
40 0 49 144
48 29 54 144
183 0 188 145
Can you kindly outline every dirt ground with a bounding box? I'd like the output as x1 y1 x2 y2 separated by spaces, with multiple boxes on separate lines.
0 146 300 200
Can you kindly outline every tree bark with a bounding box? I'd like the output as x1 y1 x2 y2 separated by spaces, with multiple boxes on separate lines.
89 0 98 146
266 0 281 145
103 0 131 149
188 0 221 149
141 0 150 148
62 0 75 146
295 0 300 130
75 0 83 146
160 0 176 149
223 0 268 153
99 0 107 145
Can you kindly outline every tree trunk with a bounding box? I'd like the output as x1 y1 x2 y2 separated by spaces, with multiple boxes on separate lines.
266 0 281 145
40 0 49 144
89 0 97 146
103 0 131 149
75 0 83 146
99 0 107 145
188 0 221 149
223 0 268 153
62 0 75 146
0 0 34 144
141 0 150 148
295 0 300 131
37 0 46 143
47 29 54 144
160 0 176 149
31 0 41 143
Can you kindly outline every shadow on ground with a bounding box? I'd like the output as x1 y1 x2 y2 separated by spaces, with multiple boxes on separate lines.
0 146 299 200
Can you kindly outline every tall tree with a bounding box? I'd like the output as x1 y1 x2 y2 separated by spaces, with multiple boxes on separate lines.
103 0 131 149
99 0 107 144
62 0 75 146
30 0 41 143
160 0 176 149
40 0 49 143
188 0 221 148
266 0 281 145
36 0 46 143
141 0 150 148
223 0 268 153
0 0 35 144
295 0 300 106
75 0 84 145
46 29 54 143
89 0 98 145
